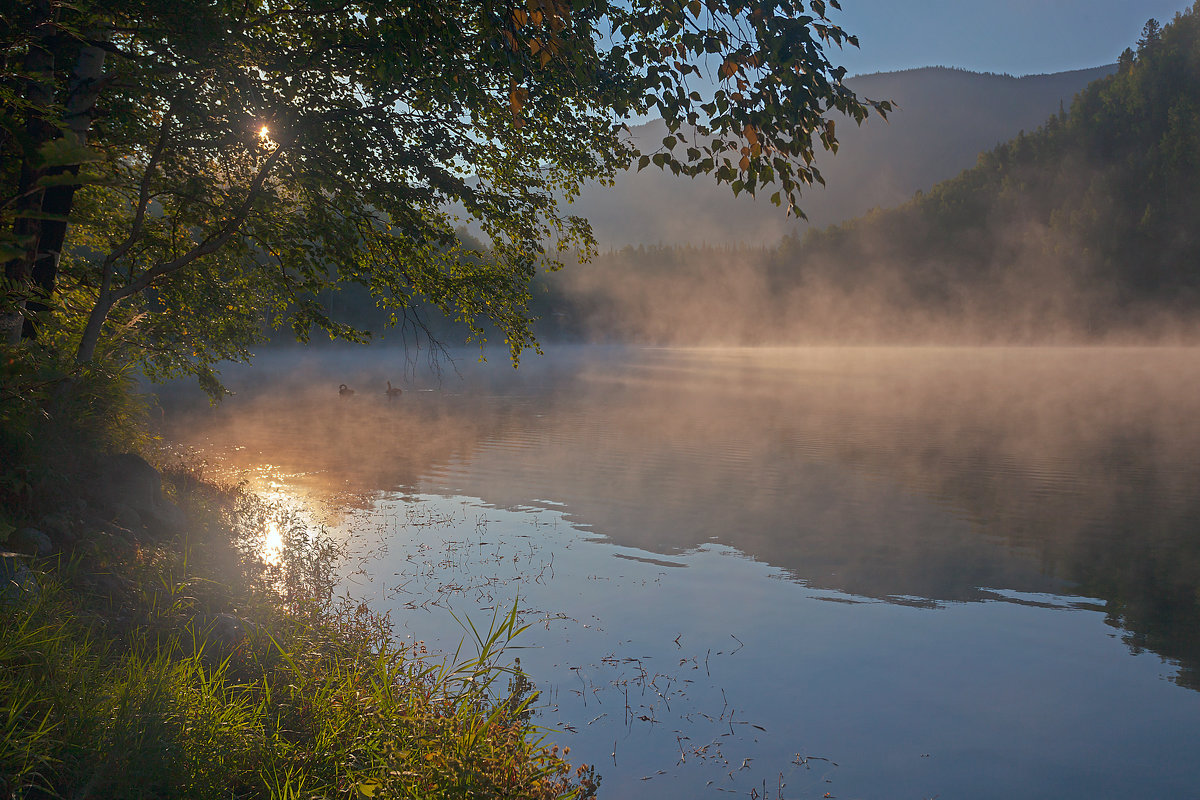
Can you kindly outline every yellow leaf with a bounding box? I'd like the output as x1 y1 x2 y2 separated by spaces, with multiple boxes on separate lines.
739 154 750 171
356 780 381 798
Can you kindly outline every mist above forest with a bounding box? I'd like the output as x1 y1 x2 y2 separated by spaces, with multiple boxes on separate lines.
303 63 1116 347
528 9 1200 345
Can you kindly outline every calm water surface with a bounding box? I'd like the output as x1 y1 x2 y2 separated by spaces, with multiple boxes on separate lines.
165 347 1200 799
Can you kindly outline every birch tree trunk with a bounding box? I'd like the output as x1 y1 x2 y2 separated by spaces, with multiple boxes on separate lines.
22 39 108 340
1 0 56 345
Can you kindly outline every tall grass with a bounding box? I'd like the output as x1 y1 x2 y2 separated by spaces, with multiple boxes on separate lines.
1 482 597 800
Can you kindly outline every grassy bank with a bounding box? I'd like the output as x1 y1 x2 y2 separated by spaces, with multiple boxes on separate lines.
0 354 597 799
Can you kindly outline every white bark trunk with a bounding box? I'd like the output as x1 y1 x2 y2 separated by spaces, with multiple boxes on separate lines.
1 313 23 345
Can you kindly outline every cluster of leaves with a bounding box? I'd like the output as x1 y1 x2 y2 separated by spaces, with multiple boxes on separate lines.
609 0 890 208
1 479 596 799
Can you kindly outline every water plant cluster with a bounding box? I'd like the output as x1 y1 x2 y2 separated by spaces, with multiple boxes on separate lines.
0 357 597 799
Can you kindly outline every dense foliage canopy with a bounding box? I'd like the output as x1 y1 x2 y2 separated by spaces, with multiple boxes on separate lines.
1 0 885 389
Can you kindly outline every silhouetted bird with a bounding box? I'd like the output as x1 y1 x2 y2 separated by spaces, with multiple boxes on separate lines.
386 381 402 398
339 384 355 397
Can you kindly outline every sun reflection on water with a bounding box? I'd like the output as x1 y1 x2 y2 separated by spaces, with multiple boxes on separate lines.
185 448 353 565
260 517 284 565
252 479 337 565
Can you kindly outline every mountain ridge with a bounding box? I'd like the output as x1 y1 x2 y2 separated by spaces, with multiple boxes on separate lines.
570 63 1116 246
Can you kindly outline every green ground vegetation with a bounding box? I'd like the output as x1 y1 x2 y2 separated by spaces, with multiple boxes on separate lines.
0 361 598 800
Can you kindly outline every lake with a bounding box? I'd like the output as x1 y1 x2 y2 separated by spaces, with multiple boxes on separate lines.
163 346 1200 799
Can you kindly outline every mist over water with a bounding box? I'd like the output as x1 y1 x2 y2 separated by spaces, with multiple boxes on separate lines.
545 243 1200 347
162 346 1200 798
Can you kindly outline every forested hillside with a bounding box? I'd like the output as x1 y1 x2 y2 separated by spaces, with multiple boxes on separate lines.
767 7 1200 342
540 6 1200 344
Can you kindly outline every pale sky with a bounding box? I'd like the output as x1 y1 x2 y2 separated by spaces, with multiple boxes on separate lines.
829 0 1192 76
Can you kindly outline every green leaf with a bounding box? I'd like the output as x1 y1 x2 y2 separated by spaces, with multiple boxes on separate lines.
36 137 102 169
35 172 111 189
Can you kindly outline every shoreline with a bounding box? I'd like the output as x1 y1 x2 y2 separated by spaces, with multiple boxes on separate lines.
0 411 597 799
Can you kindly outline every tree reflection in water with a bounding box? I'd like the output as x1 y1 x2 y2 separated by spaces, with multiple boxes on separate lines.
162 346 1200 690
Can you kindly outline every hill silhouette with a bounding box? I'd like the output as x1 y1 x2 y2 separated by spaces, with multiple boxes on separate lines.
567 65 1115 246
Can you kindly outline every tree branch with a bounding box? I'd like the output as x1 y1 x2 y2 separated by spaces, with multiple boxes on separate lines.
110 143 287 301
100 110 172 273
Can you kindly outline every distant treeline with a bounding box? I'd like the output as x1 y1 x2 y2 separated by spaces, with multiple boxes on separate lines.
776 6 1200 341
